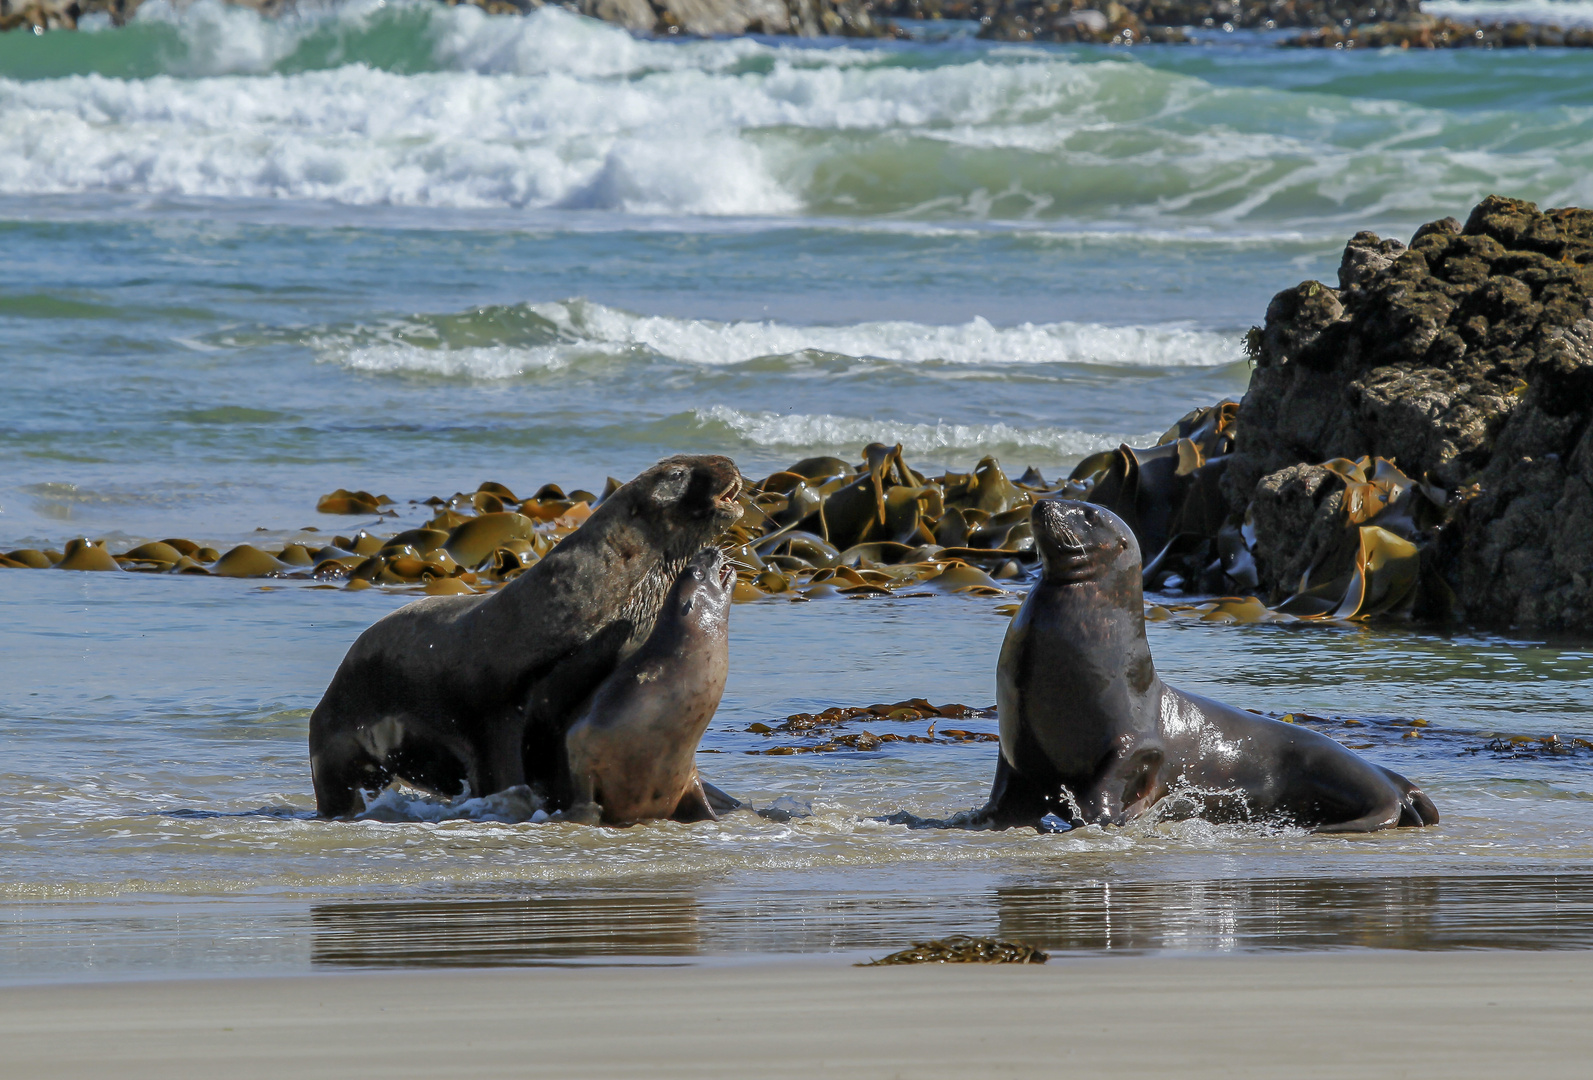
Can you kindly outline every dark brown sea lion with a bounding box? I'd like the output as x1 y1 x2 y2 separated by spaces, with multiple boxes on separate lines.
984 499 1439 833
308 455 743 818
561 546 733 825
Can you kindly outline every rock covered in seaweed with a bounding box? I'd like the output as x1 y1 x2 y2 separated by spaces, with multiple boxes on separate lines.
1286 14 1593 49
568 0 888 37
0 0 892 36
973 0 1417 43
1226 195 1593 630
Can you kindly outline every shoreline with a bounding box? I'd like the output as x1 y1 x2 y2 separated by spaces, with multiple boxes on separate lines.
5 951 1592 1077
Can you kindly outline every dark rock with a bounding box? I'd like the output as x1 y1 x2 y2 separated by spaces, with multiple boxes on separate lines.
1227 195 1593 629
976 0 1419 43
1246 463 1333 599
1286 15 1593 49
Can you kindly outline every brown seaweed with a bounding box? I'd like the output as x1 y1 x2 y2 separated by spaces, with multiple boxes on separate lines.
315 489 393 515
0 415 1462 625
858 935 1048 966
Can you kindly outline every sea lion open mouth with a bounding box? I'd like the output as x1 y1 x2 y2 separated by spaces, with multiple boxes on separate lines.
716 474 743 509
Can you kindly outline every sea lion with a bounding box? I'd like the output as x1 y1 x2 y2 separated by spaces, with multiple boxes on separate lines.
308 455 743 819
984 499 1438 833
561 546 734 826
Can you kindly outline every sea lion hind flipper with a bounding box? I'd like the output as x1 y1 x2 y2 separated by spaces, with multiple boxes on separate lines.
700 779 744 813
1403 786 1439 826
1375 764 1440 827
670 776 718 823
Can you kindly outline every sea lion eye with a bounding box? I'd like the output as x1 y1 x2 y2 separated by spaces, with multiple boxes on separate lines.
652 468 690 505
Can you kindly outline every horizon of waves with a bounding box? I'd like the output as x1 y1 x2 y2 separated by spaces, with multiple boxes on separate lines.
0 4 1589 228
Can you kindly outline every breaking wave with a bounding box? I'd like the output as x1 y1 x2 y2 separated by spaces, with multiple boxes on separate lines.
1 3 1591 226
682 405 1151 459
311 298 1242 376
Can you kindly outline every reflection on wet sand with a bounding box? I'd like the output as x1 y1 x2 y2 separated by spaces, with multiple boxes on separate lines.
304 874 1593 970
996 875 1593 953
311 894 704 967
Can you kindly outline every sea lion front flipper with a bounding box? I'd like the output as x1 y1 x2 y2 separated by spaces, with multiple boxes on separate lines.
310 728 390 820
557 801 604 825
700 779 744 813
982 753 1067 830
670 775 718 824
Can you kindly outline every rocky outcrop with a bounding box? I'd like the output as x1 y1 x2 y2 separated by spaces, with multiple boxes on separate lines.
0 0 889 35
975 1 1189 43
1226 196 1593 629
8 0 1593 46
1286 14 1593 48
972 0 1593 48
975 0 1417 43
0 0 141 29
443 0 887 36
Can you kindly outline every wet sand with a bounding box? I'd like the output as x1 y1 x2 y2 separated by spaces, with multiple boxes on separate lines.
5 951 1591 1079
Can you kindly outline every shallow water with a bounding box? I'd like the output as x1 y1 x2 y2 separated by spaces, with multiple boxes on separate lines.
2 2 1593 981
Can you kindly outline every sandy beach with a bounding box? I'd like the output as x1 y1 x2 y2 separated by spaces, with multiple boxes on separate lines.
5 951 1592 1079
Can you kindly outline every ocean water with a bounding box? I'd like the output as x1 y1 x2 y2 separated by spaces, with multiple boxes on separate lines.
3 2 1593 981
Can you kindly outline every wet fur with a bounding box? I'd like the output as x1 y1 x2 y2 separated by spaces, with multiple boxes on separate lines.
561 547 733 826
308 455 742 818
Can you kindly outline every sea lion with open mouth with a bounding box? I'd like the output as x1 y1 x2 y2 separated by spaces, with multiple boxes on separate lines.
984 499 1439 833
561 545 734 826
309 455 744 819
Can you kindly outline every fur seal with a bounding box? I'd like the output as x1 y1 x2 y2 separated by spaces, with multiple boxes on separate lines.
309 455 743 818
984 499 1439 833
561 546 734 825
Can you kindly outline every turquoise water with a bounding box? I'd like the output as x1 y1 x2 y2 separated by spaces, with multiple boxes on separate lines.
3 2 1593 980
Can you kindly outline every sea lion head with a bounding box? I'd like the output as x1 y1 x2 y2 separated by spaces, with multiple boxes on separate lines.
664 545 736 630
619 454 745 560
1031 499 1141 588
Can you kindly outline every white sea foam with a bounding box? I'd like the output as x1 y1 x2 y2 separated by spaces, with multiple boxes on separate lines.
1425 0 1593 24
6 3 1592 222
315 299 1242 376
689 405 1151 459
358 783 546 823
126 0 356 76
334 342 602 377
532 300 1241 367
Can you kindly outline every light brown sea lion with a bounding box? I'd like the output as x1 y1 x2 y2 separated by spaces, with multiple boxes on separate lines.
561 546 733 826
308 455 743 818
984 499 1439 833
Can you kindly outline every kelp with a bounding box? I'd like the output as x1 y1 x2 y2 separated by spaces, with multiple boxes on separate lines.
315 488 394 515
858 935 1048 966
716 443 1060 602
5 416 1463 623
1067 401 1240 592
743 699 998 754
1067 402 1459 624
2 483 592 594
